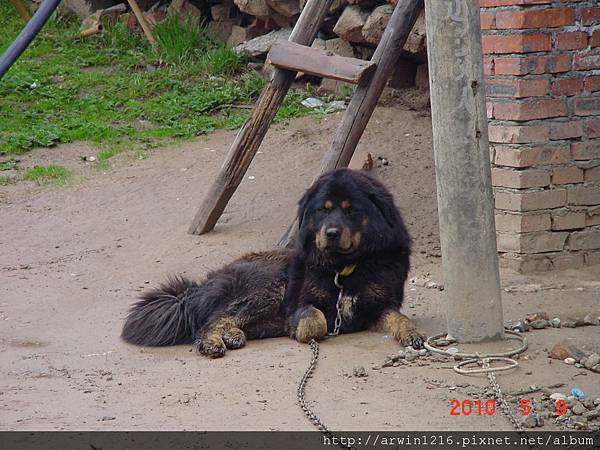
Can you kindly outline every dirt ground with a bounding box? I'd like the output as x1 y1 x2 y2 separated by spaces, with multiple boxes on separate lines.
1 101 599 432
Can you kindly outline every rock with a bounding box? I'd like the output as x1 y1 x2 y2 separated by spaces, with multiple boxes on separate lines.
211 3 234 21
418 349 427 356
372 364 381 370
583 313 600 326
511 320 528 333
168 0 202 25
572 402 587 415
234 0 271 16
529 319 550 329
550 317 561 328
591 364 600 373
362 4 393 45
526 311 550 322
550 393 567 402
584 353 600 369
266 0 300 17
405 352 418 362
562 319 577 328
333 5 369 43
228 25 251 47
324 38 355 58
207 21 234 43
564 357 576 365
403 10 427 61
353 366 368 377
549 340 586 361
522 414 542 428
235 28 292 58
397 350 406 359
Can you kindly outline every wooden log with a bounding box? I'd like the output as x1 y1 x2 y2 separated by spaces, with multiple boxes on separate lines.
126 0 157 46
277 0 424 248
267 40 376 84
425 0 503 343
188 0 334 235
10 0 31 22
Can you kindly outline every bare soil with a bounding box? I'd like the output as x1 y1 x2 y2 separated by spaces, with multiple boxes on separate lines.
1 103 599 432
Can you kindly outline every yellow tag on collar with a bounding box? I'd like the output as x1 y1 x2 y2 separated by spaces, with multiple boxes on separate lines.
339 264 357 277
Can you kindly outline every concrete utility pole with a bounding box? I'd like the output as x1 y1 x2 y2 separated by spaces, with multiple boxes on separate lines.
424 0 504 342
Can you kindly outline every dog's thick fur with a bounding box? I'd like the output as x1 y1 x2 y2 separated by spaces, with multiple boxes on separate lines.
122 169 424 357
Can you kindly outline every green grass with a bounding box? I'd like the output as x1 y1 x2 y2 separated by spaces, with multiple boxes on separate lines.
23 164 72 185
0 5 314 159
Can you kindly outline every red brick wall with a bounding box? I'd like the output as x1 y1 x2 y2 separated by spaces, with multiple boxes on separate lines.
481 0 600 272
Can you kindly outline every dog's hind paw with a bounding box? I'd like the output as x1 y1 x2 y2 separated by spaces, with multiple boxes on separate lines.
401 331 426 350
195 335 227 358
222 328 247 350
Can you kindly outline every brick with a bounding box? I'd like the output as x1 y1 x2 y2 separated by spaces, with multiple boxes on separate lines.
551 77 583 96
492 167 550 188
555 32 588 50
495 211 551 232
582 7 600 26
495 9 575 29
587 207 600 226
497 231 568 253
585 249 600 266
568 230 600 250
584 76 600 93
480 0 551 6
549 121 583 140
493 54 571 75
552 209 586 230
483 57 494 76
493 99 567 121
495 189 567 211
486 78 549 98
480 12 495 30
585 167 600 182
572 140 600 160
494 143 569 167
551 252 584 271
500 252 552 272
552 166 584 185
574 97 600 116
482 34 551 54
574 48 600 71
568 185 600 205
591 30 600 48
488 124 549 144
584 120 600 138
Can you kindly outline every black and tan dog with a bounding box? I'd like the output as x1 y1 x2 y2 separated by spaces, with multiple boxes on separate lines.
122 168 424 357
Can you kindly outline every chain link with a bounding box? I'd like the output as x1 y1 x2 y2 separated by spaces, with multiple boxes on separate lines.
482 358 524 432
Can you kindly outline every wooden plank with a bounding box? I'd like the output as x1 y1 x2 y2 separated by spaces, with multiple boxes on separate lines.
267 40 376 84
277 0 424 248
188 0 334 235
10 0 31 22
126 0 157 46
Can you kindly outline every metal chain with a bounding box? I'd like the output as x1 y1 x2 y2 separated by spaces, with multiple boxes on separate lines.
482 358 524 432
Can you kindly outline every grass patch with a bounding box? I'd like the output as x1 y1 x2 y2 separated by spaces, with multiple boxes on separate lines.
0 175 15 185
0 6 296 158
23 164 72 185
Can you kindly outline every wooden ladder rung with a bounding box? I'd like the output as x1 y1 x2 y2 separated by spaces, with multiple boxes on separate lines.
267 40 377 84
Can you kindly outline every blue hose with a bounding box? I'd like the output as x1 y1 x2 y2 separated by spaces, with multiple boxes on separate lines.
0 0 62 80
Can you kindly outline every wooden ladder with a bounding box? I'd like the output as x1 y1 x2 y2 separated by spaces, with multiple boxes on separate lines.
188 0 424 245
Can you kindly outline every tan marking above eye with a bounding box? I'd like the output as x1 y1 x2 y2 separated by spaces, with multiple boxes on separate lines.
341 200 351 209
324 200 333 209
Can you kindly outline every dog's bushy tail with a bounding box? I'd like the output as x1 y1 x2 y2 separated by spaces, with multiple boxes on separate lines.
122 276 199 346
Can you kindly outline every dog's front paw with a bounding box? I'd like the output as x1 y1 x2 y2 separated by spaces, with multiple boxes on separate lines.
195 334 227 358
400 330 426 350
291 305 328 343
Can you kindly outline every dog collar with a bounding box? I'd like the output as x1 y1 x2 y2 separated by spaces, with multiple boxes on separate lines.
339 264 357 277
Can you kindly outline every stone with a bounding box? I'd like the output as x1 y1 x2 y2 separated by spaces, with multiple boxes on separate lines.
564 357 576 365
551 318 561 328
234 0 270 16
207 21 234 43
591 364 600 373
550 393 567 401
235 28 292 58
583 313 600 326
372 364 381 370
211 3 234 21
405 352 418 362
572 402 587 415
529 319 550 329
324 38 355 58
403 10 427 61
353 366 368 377
266 0 300 17
168 0 203 25
550 340 585 360
333 5 369 43
562 319 577 328
522 414 543 428
585 353 600 369
511 320 528 333
362 4 393 45
526 311 549 322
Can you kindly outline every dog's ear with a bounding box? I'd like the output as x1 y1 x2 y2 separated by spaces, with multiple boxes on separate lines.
366 181 401 229
295 179 322 257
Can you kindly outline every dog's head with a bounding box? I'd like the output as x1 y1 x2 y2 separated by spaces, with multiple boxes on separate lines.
296 169 410 268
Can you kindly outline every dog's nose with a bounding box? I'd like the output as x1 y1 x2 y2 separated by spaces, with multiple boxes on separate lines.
326 227 340 240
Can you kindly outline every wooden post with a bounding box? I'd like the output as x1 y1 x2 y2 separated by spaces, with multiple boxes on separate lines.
127 0 157 46
277 0 424 247
10 0 31 22
425 0 504 342
188 0 334 235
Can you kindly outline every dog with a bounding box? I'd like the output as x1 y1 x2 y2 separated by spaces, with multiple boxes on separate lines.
121 168 424 357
